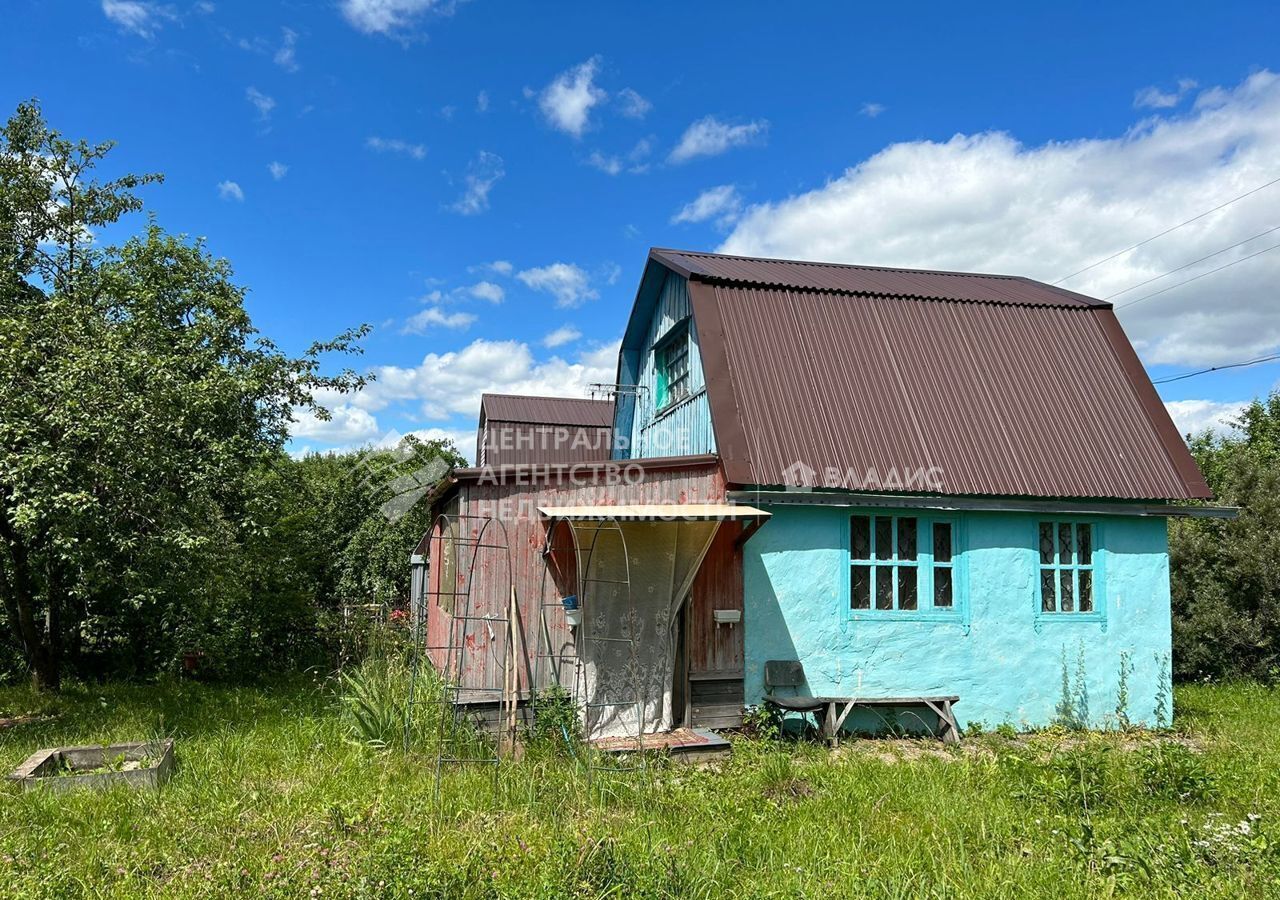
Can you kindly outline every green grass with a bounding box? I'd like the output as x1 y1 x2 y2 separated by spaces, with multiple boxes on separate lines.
1 675 1278 898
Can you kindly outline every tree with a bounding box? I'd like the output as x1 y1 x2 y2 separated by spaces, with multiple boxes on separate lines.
328 436 466 606
1170 394 1280 680
0 101 367 689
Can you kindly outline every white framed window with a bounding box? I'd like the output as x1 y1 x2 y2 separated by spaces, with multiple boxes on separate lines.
1037 521 1097 614
654 321 690 410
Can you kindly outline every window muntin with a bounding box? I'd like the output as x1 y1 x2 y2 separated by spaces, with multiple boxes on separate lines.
654 321 690 410
1037 521 1095 614
850 515 957 614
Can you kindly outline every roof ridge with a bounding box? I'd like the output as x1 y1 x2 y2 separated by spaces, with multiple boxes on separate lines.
648 247 1109 308
697 279 1110 309
481 392 611 402
651 246 1027 282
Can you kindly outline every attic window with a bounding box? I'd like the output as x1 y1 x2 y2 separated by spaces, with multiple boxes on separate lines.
1037 522 1095 613
655 320 690 410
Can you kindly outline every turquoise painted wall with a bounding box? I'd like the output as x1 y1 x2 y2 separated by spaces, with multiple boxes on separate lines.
743 504 1174 730
621 273 717 459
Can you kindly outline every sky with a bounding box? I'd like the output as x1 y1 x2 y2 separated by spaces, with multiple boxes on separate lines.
5 1 1280 462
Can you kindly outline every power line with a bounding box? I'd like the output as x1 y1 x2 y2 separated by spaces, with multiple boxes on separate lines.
1152 352 1280 385
1053 174 1280 285
1114 240 1280 310
1103 223 1280 300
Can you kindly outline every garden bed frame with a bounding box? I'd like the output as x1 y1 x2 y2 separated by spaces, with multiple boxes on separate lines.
8 739 175 793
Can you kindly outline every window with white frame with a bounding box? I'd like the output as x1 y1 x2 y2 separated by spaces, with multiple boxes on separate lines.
654 321 690 410
1037 521 1096 613
850 514 957 612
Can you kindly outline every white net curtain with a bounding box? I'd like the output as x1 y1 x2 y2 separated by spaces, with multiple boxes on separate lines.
573 519 720 739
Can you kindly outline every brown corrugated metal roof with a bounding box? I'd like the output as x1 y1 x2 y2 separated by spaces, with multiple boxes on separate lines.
477 395 614 467
651 247 1106 308
658 249 1209 501
480 393 614 426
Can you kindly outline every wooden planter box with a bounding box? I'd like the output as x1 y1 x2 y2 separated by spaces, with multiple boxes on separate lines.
7 739 175 793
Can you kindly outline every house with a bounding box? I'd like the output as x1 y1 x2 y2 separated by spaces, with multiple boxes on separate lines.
419 247 1224 742
476 393 613 466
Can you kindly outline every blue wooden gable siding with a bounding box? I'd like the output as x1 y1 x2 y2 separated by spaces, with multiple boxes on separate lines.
616 272 717 459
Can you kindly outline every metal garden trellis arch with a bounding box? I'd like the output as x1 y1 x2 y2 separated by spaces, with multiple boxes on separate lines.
406 511 519 787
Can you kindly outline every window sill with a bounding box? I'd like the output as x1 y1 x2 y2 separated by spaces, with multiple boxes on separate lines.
849 611 964 624
1033 611 1107 632
649 387 706 426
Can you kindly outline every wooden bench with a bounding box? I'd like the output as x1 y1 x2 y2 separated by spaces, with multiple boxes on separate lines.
762 661 960 746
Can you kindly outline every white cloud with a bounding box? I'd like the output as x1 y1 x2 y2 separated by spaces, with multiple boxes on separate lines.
217 180 244 202
585 151 623 176
401 306 477 334
398 427 478 464
539 57 607 138
1134 78 1197 109
543 325 583 348
289 421 478 463
268 161 288 180
668 115 769 163
291 404 380 443
274 27 299 72
860 101 886 118
617 87 651 119
365 136 427 160
343 338 620 422
340 0 444 35
719 70 1280 367
1165 399 1247 437
517 262 598 308
468 281 504 303
476 90 489 113
481 260 513 276
246 86 275 120
449 151 504 215
101 0 174 38
585 139 652 176
672 184 743 228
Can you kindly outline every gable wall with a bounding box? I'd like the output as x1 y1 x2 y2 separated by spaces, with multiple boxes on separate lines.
618 272 717 460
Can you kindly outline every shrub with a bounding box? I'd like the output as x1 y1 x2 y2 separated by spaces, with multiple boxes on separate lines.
740 704 783 741
1136 743 1216 803
339 660 409 750
527 684 582 753
1007 745 1113 813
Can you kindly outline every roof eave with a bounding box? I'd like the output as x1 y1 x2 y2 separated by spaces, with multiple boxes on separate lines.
727 490 1236 519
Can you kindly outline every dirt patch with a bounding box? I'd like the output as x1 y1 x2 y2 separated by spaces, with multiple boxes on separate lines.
0 714 55 730
763 778 814 801
828 729 1202 764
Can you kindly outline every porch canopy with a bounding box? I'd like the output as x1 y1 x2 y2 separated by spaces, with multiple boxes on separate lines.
536 503 770 521
537 503 768 740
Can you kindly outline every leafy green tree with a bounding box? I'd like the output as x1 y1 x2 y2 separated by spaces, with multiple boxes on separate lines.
329 436 465 606
0 101 368 689
1170 394 1280 680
